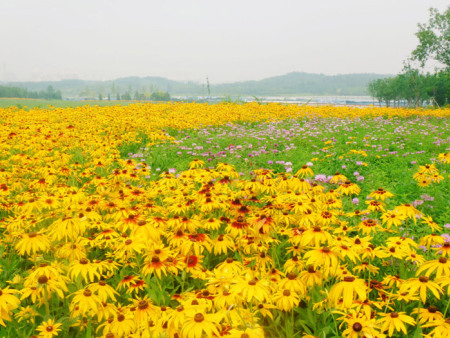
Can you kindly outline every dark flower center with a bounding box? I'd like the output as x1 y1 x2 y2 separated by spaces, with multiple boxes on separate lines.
352 323 362 332
194 313 204 322
288 272 297 280
138 300 149 310
419 276 429 283
38 275 48 284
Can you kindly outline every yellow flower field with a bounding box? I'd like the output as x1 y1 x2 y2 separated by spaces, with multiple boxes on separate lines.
0 103 449 337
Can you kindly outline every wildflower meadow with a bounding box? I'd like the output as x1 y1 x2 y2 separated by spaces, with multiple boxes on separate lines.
0 102 449 337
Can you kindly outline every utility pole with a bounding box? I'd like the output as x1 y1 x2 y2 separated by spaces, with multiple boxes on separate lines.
206 76 211 98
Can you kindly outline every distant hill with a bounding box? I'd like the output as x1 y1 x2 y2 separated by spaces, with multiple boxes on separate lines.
1 72 392 98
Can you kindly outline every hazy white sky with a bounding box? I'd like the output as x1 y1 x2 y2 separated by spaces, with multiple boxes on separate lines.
1 0 448 83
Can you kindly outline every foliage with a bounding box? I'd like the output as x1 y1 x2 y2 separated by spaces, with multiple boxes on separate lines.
368 6 450 108
150 90 171 101
368 68 450 107
0 84 62 100
411 7 450 69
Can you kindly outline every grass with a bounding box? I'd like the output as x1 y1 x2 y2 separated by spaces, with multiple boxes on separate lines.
119 115 450 224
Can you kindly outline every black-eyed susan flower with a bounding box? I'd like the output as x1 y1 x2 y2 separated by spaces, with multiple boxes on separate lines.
68 258 101 283
329 172 347 184
181 310 222 338
189 159 205 169
399 275 442 303
14 306 38 324
97 312 136 337
377 311 415 337
278 272 306 295
273 289 300 311
299 265 323 287
231 273 270 303
416 256 450 279
411 305 443 325
87 280 118 302
0 287 20 326
337 180 361 196
357 218 383 235
380 210 406 228
70 288 101 317
393 203 422 224
304 246 340 277
417 163 438 175
336 310 379 338
438 152 450 164
296 165 314 178
368 188 394 201
212 234 235 255
328 276 367 308
15 231 51 256
421 215 442 232
36 318 62 337
421 317 450 337
300 226 333 247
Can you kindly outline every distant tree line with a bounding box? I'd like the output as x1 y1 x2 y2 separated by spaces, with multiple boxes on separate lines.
368 6 450 108
368 68 449 107
0 85 62 100
115 89 171 101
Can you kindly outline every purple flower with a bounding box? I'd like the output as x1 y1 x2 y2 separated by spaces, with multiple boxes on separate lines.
306 162 313 167
342 165 347 169
412 200 424 207
315 174 327 183
411 161 416 165
268 160 273 165
353 171 359 176
444 224 450 229
356 176 364 181
168 168 176 174
356 161 363 166
352 198 359 205
421 194 434 201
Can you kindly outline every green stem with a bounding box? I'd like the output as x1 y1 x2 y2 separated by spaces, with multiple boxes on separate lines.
443 296 450 317
291 308 295 335
331 312 339 336
43 285 50 319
